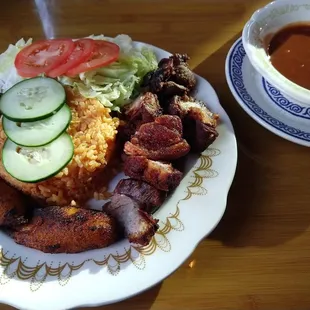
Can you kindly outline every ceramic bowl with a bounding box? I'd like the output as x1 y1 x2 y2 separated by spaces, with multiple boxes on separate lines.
242 0 310 107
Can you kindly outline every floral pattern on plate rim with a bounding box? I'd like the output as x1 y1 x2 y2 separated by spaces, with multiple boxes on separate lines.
0 148 220 291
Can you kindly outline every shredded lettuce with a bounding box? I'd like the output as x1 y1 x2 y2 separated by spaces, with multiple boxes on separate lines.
0 35 157 111
58 34 158 111
0 38 32 93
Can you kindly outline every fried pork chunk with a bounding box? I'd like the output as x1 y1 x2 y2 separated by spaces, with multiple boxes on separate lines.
124 115 190 161
142 53 196 99
123 156 183 192
142 56 174 93
121 92 163 140
125 92 162 123
12 206 118 253
104 194 159 246
168 95 219 152
170 54 196 90
0 179 28 228
114 179 166 213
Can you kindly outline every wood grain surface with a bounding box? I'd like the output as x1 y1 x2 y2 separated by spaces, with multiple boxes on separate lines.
1 1 310 309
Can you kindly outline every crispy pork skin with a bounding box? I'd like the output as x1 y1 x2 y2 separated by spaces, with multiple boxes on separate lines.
114 178 166 213
168 95 219 152
125 92 162 123
123 156 183 192
104 194 159 246
121 92 163 140
142 53 196 99
124 115 190 161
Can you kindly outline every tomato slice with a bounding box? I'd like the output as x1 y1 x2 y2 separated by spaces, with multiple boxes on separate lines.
66 40 120 76
15 39 75 78
47 39 95 78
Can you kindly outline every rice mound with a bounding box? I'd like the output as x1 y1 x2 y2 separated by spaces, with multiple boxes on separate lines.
0 88 120 207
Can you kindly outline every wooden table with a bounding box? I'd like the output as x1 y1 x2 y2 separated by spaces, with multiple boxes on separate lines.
2 1 310 309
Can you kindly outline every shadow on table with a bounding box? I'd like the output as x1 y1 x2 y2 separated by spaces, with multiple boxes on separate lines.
0 304 15 310
81 283 162 310
0 283 162 310
193 33 310 248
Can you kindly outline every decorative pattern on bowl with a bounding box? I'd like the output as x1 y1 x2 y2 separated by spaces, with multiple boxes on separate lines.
262 79 310 120
242 0 310 107
228 38 310 142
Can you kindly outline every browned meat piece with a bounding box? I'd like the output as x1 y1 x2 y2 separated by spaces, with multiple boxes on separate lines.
190 122 219 153
125 92 162 123
131 116 182 149
142 53 196 99
104 194 159 246
154 114 183 135
12 206 118 253
161 81 188 98
169 54 196 90
142 57 174 93
168 53 190 65
124 142 190 161
168 95 220 152
123 156 183 192
124 115 190 161
117 120 139 144
121 92 163 140
0 179 29 228
169 95 219 126
114 179 166 213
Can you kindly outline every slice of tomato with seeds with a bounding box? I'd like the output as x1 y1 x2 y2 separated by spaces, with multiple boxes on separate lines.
65 40 120 76
15 39 75 78
47 39 96 78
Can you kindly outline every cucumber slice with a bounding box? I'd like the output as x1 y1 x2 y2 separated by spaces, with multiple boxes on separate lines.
0 77 66 122
2 133 74 183
2 104 72 147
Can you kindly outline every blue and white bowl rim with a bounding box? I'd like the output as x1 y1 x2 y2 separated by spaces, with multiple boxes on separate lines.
226 37 310 145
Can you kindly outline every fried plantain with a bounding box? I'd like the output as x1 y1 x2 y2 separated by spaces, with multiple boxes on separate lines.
12 206 119 253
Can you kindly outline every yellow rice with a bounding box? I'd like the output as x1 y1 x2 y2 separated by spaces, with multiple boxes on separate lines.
0 87 120 207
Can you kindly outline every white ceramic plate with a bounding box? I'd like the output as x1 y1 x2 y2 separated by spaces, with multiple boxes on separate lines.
225 37 310 147
0 42 238 310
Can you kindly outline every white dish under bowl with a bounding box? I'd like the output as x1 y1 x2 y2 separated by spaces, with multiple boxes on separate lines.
242 0 310 107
